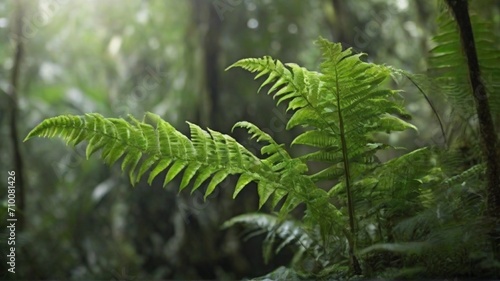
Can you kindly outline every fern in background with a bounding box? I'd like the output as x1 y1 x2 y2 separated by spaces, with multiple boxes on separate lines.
355 1 500 278
222 214 327 272
430 4 500 122
431 0 500 217
433 0 500 268
429 3 500 176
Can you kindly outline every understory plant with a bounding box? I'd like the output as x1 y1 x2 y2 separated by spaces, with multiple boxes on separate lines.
25 1 500 277
26 37 422 277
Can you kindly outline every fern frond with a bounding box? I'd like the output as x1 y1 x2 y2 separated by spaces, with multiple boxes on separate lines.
229 39 418 274
222 213 326 265
230 38 416 183
25 113 342 221
430 11 500 122
24 113 253 193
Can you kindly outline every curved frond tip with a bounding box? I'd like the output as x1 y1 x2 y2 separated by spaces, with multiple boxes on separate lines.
24 113 316 216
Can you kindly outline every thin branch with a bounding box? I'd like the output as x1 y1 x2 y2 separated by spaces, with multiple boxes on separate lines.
404 74 448 149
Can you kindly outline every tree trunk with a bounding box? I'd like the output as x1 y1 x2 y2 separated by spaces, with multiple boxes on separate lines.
445 0 500 258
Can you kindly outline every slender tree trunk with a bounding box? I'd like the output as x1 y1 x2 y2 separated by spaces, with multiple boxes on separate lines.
188 0 221 130
203 4 222 130
445 0 500 258
328 0 350 45
8 0 26 232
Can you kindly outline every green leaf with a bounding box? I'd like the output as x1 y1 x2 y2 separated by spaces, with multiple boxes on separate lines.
234 174 255 198
148 159 172 185
179 162 202 191
164 160 187 187
134 155 159 184
205 170 229 199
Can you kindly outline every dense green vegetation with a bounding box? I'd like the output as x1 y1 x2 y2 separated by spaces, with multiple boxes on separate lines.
2 0 500 280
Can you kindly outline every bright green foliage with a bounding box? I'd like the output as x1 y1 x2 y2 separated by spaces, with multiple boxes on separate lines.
227 38 417 263
25 38 427 277
25 112 313 213
25 111 346 244
228 39 416 187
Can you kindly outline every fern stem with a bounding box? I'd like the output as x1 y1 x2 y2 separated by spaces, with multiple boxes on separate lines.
405 74 448 149
334 64 362 275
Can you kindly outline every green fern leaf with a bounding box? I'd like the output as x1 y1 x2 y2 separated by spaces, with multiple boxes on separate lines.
230 38 419 273
179 162 202 191
205 170 229 198
234 173 254 198
25 112 328 218
164 160 187 186
222 213 325 267
147 159 172 185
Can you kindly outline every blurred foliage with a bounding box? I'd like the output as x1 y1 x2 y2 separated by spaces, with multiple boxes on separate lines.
1 0 499 280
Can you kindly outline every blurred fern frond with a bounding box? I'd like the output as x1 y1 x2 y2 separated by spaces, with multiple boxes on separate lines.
430 9 500 126
222 213 325 265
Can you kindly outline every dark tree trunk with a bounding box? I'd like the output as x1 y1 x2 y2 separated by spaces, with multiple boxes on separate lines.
203 4 222 130
189 0 222 130
327 0 352 46
445 0 500 258
8 0 26 232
